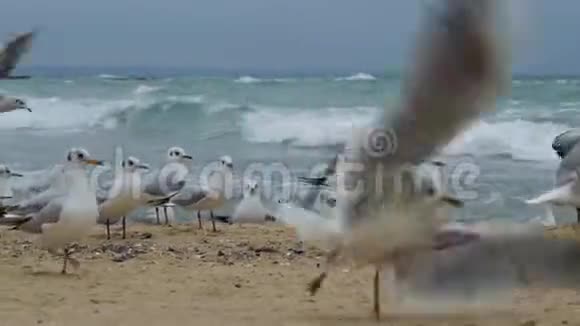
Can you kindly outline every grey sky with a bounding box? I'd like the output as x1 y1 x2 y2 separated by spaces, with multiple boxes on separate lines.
2 0 579 74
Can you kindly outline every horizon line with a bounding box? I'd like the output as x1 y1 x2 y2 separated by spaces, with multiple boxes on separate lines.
13 65 580 79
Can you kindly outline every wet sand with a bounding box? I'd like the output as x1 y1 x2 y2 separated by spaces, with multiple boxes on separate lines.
1 222 579 326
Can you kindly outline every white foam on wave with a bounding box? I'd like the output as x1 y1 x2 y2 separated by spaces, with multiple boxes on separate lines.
0 96 147 131
166 95 204 104
234 76 295 84
243 104 568 161
205 101 240 114
235 76 261 84
241 106 378 147
98 74 124 80
133 85 163 95
0 91 226 131
335 73 377 81
560 102 580 108
445 119 568 161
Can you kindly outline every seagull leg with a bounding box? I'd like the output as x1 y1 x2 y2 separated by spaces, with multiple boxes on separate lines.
155 207 160 225
210 210 217 232
576 208 580 224
197 211 203 230
122 216 127 239
61 248 69 274
373 267 381 321
106 219 111 240
61 246 79 274
163 205 169 225
308 246 341 295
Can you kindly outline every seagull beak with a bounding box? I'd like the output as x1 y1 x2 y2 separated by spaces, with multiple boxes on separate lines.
440 195 464 208
137 164 150 170
182 155 193 160
10 172 23 178
86 159 105 166
226 163 233 169
298 176 328 187
430 160 446 167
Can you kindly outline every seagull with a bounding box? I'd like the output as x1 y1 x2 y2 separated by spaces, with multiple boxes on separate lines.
552 128 580 159
529 128 580 224
97 156 149 240
0 164 23 205
0 164 23 217
142 146 192 225
231 179 274 224
527 129 580 224
0 95 31 113
8 148 103 274
297 154 339 188
153 155 234 232
301 0 512 319
277 158 463 254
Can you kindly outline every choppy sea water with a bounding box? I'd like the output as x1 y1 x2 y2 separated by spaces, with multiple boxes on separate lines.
1 70 579 222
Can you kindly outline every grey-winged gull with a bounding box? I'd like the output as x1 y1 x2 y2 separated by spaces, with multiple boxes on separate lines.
97 156 150 239
7 148 103 274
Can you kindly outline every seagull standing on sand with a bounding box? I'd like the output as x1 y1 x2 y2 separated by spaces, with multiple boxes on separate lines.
97 156 150 240
9 148 103 274
231 179 274 224
0 164 23 204
531 128 580 224
0 165 23 217
142 146 192 225
156 155 234 232
0 95 31 113
302 0 511 319
8 148 96 217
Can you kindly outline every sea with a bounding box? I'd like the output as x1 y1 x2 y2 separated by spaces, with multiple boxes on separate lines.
1 67 579 222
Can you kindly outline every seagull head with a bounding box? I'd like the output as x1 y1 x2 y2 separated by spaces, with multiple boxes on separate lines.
66 148 104 167
219 155 234 170
121 156 149 172
166 147 193 163
0 164 23 178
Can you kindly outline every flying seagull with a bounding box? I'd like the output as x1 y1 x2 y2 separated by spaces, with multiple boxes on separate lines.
303 0 513 320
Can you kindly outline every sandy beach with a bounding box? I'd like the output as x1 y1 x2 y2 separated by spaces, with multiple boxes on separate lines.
0 221 579 326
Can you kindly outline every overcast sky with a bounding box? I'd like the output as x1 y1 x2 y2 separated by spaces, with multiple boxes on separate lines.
2 0 579 74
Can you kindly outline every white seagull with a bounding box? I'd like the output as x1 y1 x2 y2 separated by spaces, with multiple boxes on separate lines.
8 148 103 274
231 179 274 224
525 128 580 225
97 156 150 239
0 95 31 113
0 164 23 205
153 155 234 232
142 146 192 225
302 0 512 319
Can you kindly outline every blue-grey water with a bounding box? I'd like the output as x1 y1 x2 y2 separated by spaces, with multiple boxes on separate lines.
1 70 579 222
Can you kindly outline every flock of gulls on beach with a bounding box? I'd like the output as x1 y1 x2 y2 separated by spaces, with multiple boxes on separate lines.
5 0 580 320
